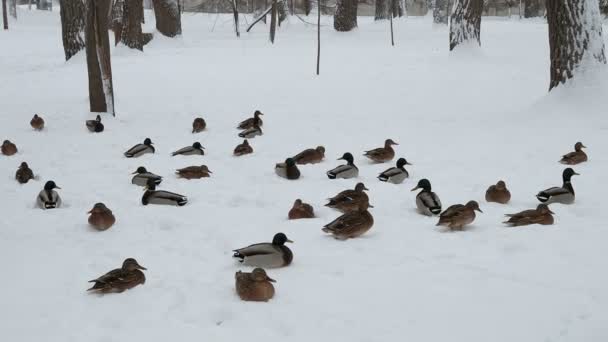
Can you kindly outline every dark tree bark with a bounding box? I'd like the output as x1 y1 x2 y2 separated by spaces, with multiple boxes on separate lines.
2 0 8 30
270 0 277 43
334 0 357 31
316 0 320 74
523 0 542 18
547 0 606 90
85 0 115 115
152 0 181 37
375 0 389 20
391 0 403 17
434 0 453 24
60 0 86 61
111 0 124 45
449 0 483 51
303 0 311 15
121 0 148 50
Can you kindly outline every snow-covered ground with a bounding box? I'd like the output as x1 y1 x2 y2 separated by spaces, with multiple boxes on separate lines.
1 9 608 342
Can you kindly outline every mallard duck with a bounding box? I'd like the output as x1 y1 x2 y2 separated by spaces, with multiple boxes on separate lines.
30 114 45 131
288 199 315 219
15 162 34 184
142 178 188 206
363 139 398 163
292 146 325 165
536 168 579 205
176 165 212 179
1 140 17 156
504 204 554 227
323 201 374 240
124 138 154 158
171 142 204 156
235 268 275 302
131 166 162 186
275 158 300 180
327 152 358 179
192 117 206 133
88 203 116 231
560 142 587 165
37 180 62 209
485 180 511 204
233 232 293 268
325 182 370 213
436 201 482 230
234 139 253 156
411 179 442 216
237 110 263 130
378 158 411 184
238 124 263 139
87 258 146 294
86 115 104 133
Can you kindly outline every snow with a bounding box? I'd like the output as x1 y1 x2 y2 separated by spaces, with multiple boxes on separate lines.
2 8 608 342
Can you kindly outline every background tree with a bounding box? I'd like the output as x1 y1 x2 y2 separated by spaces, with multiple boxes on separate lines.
523 0 542 18
59 0 86 61
85 0 115 115
110 0 124 44
121 0 151 50
8 0 15 18
334 0 357 31
546 0 606 90
434 0 453 24
375 0 389 20
449 0 483 51
152 0 182 37
2 0 7 30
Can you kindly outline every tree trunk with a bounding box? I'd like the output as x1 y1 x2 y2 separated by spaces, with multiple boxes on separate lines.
60 0 86 61
152 0 181 37
523 0 541 17
111 0 124 45
334 0 357 31
547 0 606 90
303 0 311 15
434 0 453 24
376 0 389 20
121 0 147 50
392 0 403 17
2 0 8 30
85 0 115 115
449 0 483 51
270 0 276 43
8 0 15 18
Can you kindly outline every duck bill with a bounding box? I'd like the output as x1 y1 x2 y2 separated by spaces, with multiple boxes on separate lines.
476 208 483 213
87 209 93 214
55 186 62 189
286 239 294 243
574 172 581 175
207 170 213 174
368 204 374 208
411 186 420 192
267 276 276 283
337 157 344 161
406 162 413 165
137 265 147 270
363 186 369 191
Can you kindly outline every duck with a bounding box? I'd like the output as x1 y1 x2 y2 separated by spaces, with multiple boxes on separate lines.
560 142 587 165
124 138 154 158
192 117 206 133
234 139 253 156
235 268 275 302
322 201 374 240
327 152 358 179
233 232 293 268
275 158 300 180
30 114 45 130
37 180 62 209
15 162 34 184
175 165 212 179
237 110 264 130
411 179 442 216
363 139 398 163
87 258 146 294
536 168 579 205
1 140 17 156
378 158 411 184
292 146 325 165
171 142 204 156
485 180 511 204
504 204 555 227
142 178 188 206
88 203 116 231
288 199 315 219
131 166 162 187
325 182 370 213
238 124 263 139
436 200 482 231
86 115 104 133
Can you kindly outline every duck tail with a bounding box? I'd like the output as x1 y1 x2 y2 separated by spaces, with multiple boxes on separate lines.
378 175 388 182
430 207 441 215
177 197 188 206
327 172 336 179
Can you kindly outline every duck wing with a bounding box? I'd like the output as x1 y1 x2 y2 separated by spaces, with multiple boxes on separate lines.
378 167 404 181
440 204 465 218
124 144 151 157
237 118 254 129
418 191 442 212
323 211 373 235
145 190 188 206
537 186 569 200
326 164 358 179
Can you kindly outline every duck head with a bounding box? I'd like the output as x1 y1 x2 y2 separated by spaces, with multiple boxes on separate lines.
19 162 29 169
192 142 204 150
133 166 148 174
396 158 411 168
122 258 147 271
411 179 432 192
496 180 507 189
293 199 303 207
354 182 369 192
563 168 580 182
574 142 586 151
385 139 399 147
242 139 249 145
338 152 354 164
88 202 109 214
96 115 102 122
316 146 326 154
144 138 153 146
537 204 554 215
254 110 264 117
44 180 60 190
3 140 11 146
465 200 483 213
272 232 293 245
285 158 296 167
252 268 275 283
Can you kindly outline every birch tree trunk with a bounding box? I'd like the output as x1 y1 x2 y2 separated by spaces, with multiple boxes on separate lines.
2 0 8 30
85 0 115 115
547 0 606 90
60 0 86 61
334 0 357 31
152 0 181 37
449 0 483 51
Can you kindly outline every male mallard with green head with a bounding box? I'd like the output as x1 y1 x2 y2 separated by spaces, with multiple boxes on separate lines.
560 142 587 165
86 115 104 133
233 233 294 268
378 158 411 184
235 268 275 302
536 168 579 205
124 138 154 158
327 152 358 179
88 258 146 294
436 201 482 231
275 158 300 180
171 142 205 156
142 178 188 206
363 139 398 163
411 179 442 216
504 204 554 227
131 166 162 187
37 181 62 209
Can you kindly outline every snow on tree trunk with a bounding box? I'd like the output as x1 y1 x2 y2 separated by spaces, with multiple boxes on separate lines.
334 0 357 31
434 0 453 24
60 0 86 61
152 0 181 37
85 0 115 115
449 0 483 51
2 0 8 30
376 0 389 20
8 0 15 18
547 0 606 90
121 0 149 50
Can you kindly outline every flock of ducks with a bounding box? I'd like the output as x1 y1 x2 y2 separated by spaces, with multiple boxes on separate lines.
2 112 590 301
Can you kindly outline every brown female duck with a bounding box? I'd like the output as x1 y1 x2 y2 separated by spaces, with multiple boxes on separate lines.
504 204 554 227
560 142 587 165
88 258 146 294
237 110 264 130
325 182 370 213
175 165 212 179
363 139 398 163
2 140 17 156
234 139 253 156
88 203 116 231
436 200 482 231
235 268 276 302
323 201 374 240
30 114 45 130
485 180 511 204
15 162 34 184
292 146 325 165
192 117 206 133
288 199 315 219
